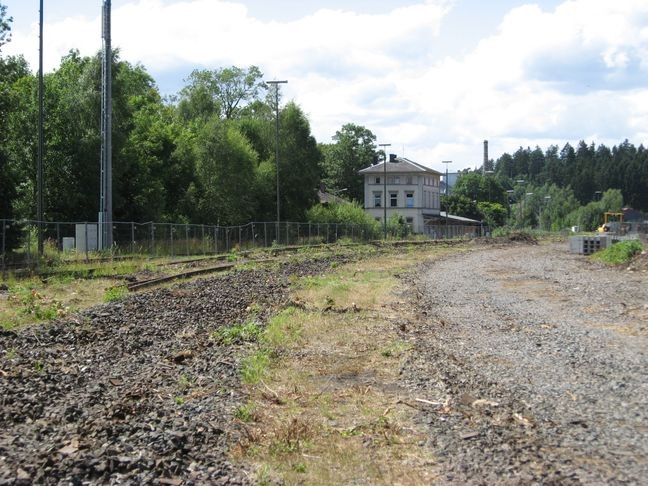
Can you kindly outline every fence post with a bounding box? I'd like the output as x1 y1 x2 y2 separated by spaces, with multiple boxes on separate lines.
1 220 5 275
335 223 338 242
131 222 135 254
84 222 89 263
308 222 312 244
264 222 267 248
239 226 242 249
185 224 189 256
202 224 205 255
56 222 61 251
252 223 256 248
286 221 289 246
170 224 175 257
150 223 155 257
226 228 230 252
214 226 218 254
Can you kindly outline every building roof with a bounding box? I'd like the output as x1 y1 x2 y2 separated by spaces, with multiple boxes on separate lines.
358 157 442 175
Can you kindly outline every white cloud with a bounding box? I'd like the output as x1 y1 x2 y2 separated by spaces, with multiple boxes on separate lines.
4 0 648 170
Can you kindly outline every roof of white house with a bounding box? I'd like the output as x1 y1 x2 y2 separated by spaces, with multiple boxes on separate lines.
358 157 442 175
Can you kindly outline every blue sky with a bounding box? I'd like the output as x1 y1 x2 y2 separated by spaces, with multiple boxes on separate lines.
3 0 647 170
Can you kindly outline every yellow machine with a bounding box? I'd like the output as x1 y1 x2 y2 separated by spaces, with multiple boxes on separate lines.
597 212 624 233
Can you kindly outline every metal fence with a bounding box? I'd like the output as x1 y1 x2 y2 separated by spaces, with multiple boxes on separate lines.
0 219 486 271
0 220 375 270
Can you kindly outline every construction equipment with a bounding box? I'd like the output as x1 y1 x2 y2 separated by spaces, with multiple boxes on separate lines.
597 212 624 234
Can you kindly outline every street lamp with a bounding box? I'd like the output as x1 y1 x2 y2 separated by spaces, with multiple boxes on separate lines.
378 143 391 239
266 79 287 242
442 160 452 237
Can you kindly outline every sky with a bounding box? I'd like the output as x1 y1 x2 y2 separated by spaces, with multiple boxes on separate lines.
3 0 648 171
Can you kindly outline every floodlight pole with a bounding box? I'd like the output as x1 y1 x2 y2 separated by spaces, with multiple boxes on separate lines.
99 0 113 249
379 143 391 239
37 0 44 255
266 80 287 241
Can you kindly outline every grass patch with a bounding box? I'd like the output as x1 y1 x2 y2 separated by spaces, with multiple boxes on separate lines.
591 239 643 265
233 245 461 484
213 320 263 345
103 285 129 302
241 350 272 384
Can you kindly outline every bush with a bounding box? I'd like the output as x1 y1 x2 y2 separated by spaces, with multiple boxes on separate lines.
591 240 643 265
307 202 380 238
387 213 410 238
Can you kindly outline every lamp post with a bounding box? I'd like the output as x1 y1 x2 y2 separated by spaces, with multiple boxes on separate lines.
266 79 287 242
442 160 452 238
378 143 391 239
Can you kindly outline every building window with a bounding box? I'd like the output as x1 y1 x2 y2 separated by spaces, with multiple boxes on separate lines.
390 192 398 207
406 217 413 224
375 177 380 184
394 176 400 184
373 192 382 207
406 176 413 185
406 192 414 208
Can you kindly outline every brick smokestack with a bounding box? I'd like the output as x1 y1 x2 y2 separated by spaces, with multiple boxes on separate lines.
483 140 488 175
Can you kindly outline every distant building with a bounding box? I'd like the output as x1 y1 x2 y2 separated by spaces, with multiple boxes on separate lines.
440 172 460 195
358 156 442 233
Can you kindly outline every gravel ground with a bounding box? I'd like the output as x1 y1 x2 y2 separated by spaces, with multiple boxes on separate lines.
402 241 648 484
0 258 344 485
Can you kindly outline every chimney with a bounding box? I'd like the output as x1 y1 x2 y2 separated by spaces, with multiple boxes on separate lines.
389 153 397 163
483 140 488 175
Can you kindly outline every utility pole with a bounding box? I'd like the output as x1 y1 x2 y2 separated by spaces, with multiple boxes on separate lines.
37 0 44 255
378 143 391 239
99 0 112 249
266 80 287 242
442 160 452 238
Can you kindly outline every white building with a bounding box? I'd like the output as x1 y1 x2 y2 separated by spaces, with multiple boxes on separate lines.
358 156 442 234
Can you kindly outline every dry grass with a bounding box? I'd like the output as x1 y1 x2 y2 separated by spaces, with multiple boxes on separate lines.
236 246 460 485
0 277 124 329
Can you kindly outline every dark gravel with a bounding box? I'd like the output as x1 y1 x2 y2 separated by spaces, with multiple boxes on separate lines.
0 258 344 485
402 242 648 484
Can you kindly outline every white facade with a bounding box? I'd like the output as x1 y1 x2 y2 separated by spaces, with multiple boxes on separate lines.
359 157 442 233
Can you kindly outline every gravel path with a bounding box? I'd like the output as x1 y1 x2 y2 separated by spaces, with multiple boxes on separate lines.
403 241 647 484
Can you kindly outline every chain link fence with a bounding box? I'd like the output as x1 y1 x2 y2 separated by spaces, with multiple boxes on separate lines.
0 219 486 271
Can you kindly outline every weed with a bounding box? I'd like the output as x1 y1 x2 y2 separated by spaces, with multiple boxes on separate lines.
174 396 185 405
177 373 192 391
591 240 643 265
269 417 313 456
292 462 307 473
103 285 129 302
256 465 273 486
6 348 18 360
380 340 410 358
213 320 262 345
235 402 257 422
33 360 44 373
263 307 303 349
241 350 271 384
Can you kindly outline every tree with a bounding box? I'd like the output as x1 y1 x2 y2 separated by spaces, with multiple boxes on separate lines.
277 102 322 221
178 66 266 121
194 118 257 225
321 123 377 202
0 3 11 52
452 172 507 206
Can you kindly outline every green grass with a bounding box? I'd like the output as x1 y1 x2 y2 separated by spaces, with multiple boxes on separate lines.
213 320 263 345
234 308 305 384
235 401 257 422
591 239 643 265
241 350 272 384
103 285 129 302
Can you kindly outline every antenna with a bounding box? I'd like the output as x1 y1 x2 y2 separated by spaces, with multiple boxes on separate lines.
99 0 112 249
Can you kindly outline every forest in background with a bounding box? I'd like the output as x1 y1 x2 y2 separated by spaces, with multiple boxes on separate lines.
1 2 647 244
